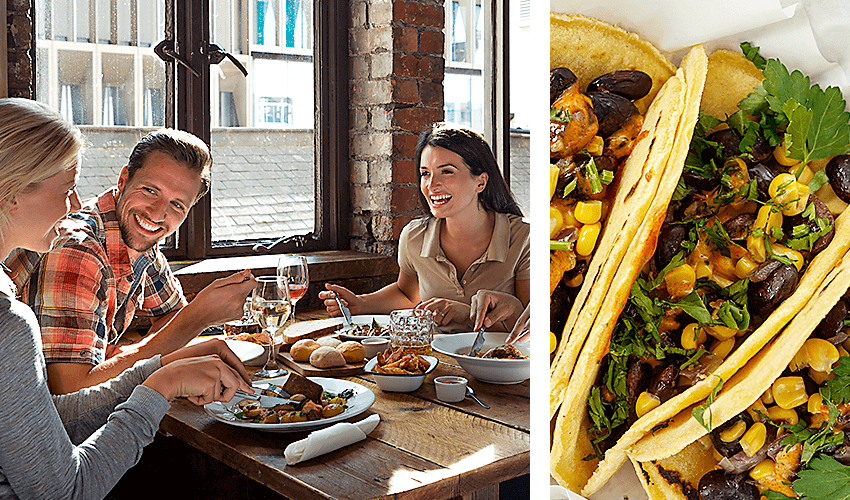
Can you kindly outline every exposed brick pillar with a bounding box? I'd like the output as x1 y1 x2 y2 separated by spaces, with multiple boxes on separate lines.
6 0 34 98
349 0 445 256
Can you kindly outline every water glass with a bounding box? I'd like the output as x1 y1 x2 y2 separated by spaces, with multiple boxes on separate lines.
389 309 434 355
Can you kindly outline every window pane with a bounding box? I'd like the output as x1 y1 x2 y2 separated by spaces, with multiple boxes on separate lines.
451 0 467 63
76 0 91 43
444 71 483 132
209 3 316 245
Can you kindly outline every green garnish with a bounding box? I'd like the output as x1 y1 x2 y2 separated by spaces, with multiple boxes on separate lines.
550 106 571 124
809 169 830 193
791 455 850 500
585 157 603 194
550 240 575 251
692 375 724 431
563 178 576 198
600 169 615 185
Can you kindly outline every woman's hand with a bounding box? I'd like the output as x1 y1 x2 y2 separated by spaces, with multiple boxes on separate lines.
417 298 470 329
505 304 530 344
143 354 254 404
469 290 524 332
161 338 252 386
318 283 362 316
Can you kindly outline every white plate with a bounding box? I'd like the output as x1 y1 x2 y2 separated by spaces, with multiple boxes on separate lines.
204 376 375 433
337 315 392 341
224 339 265 364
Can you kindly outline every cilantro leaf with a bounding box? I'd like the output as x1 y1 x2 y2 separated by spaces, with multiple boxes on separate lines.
740 41 767 70
662 291 712 325
809 169 830 193
794 455 850 500
693 375 724 431
821 356 850 406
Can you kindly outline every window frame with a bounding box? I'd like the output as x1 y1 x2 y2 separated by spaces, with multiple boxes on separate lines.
166 0 348 260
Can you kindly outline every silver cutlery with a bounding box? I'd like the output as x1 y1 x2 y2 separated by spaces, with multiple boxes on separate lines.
466 386 489 409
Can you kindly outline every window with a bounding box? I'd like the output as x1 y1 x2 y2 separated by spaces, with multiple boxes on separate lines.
444 0 484 132
35 0 348 259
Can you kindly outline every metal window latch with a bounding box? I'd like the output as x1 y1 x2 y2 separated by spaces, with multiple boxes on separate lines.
153 39 201 78
206 43 248 77
252 233 312 252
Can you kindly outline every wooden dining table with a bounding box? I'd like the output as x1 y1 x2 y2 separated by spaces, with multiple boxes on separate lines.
156 310 530 500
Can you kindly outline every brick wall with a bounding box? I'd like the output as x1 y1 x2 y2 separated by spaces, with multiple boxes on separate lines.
6 0 33 98
349 0 445 257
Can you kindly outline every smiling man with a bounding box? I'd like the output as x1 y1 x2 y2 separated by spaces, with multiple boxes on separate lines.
5 128 257 393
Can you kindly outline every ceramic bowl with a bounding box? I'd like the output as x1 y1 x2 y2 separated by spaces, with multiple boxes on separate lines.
431 332 530 384
364 355 438 392
361 337 391 359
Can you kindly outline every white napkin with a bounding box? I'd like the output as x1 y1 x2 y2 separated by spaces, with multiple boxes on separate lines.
284 414 380 465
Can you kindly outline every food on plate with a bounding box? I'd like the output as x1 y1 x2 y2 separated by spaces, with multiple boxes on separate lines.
556 42 850 497
316 336 342 348
479 343 526 359
230 382 355 424
337 341 366 363
338 318 390 337
309 346 346 368
373 347 430 374
223 318 262 336
282 372 324 404
290 338 321 362
549 13 709 494
282 317 344 344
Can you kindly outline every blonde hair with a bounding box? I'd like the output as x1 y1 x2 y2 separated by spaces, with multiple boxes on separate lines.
0 98 84 231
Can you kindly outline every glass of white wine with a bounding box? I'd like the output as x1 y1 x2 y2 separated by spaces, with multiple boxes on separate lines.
251 276 291 378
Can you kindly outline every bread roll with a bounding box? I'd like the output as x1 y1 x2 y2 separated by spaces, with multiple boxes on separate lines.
336 341 366 363
290 339 321 362
309 346 346 368
316 336 342 348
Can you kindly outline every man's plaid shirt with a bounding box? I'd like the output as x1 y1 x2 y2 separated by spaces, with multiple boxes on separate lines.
4 188 187 365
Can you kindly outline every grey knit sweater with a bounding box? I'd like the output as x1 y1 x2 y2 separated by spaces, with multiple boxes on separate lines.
0 281 170 499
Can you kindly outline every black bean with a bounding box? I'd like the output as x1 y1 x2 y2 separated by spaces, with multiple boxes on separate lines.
587 91 638 137
698 470 759 500
748 161 786 202
586 70 652 100
748 263 798 319
783 195 835 254
550 68 577 105
709 412 753 458
654 223 689 271
826 155 850 203
723 212 756 240
814 298 848 343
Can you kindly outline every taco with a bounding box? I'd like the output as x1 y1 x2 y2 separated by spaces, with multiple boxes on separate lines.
548 13 709 493
551 42 850 496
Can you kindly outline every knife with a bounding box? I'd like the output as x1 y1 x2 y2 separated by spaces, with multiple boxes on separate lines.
234 390 303 409
334 293 354 328
468 328 486 357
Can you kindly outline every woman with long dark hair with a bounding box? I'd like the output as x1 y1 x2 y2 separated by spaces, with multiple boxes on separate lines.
321 123 529 333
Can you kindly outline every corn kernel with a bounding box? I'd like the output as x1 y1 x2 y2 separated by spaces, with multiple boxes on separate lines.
797 164 815 185
720 420 747 442
710 338 735 360
711 254 737 280
550 165 560 200
774 140 800 167
767 405 799 426
761 388 774 405
749 459 776 481
809 367 836 385
802 338 840 373
550 206 565 239
772 376 808 409
707 323 738 341
747 234 767 263
575 222 600 257
550 331 557 354
770 243 804 272
690 262 710 280
586 135 604 156
735 255 759 279
810 413 829 428
748 399 769 423
711 274 735 288
635 391 661 418
575 200 603 225
785 182 810 216
769 172 797 201
728 244 749 261
755 205 784 238
665 264 696 300
740 422 767 457
808 392 826 414
681 323 707 350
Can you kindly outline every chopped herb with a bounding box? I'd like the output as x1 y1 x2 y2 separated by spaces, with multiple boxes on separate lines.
680 347 709 370
550 106 571 124
550 240 575 251
563 178 576 198
693 375 725 431
585 157 603 194
600 169 615 185
740 41 767 70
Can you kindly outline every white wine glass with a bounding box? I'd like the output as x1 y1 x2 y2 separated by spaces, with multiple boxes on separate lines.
251 276 291 378
277 254 309 323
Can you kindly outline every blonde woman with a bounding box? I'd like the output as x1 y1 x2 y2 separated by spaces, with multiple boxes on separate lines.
0 98 253 499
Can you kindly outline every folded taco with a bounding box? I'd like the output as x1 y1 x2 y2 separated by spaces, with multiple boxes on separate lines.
551 42 850 496
548 13 708 493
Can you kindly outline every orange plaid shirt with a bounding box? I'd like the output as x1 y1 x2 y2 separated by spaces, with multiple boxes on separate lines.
4 188 187 365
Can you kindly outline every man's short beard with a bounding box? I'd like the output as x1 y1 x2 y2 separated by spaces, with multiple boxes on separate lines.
119 217 159 254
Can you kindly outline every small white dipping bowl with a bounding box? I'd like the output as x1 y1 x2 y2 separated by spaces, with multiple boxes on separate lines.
434 375 468 403
431 332 530 384
360 337 391 359
364 355 439 392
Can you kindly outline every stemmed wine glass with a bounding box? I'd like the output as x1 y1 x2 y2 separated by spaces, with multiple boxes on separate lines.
251 276 291 378
277 254 309 323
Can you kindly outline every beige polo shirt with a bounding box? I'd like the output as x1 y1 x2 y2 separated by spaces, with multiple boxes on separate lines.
398 213 530 333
